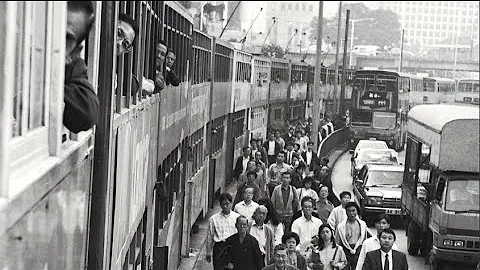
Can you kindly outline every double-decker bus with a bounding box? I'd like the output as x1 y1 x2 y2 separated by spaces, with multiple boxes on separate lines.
410 77 455 106
455 78 479 105
349 70 408 151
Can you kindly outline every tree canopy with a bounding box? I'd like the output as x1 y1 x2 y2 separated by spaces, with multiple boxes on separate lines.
261 44 286 59
309 3 401 48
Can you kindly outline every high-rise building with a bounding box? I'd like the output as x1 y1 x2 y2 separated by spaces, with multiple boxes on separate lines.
375 1 479 59
265 1 319 52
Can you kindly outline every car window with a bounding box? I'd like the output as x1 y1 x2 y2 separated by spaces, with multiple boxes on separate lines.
358 150 398 164
365 170 403 186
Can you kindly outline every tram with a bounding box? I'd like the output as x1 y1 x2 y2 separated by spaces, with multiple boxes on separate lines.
0 2 353 269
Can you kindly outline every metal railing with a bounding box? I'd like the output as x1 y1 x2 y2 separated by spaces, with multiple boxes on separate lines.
317 126 349 159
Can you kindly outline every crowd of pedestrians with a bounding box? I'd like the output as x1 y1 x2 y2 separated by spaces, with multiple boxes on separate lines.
206 118 409 270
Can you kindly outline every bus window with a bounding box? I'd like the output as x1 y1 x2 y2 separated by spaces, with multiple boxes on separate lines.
376 74 397 92
473 83 479 93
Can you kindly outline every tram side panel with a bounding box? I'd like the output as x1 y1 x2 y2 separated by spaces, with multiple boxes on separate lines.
152 2 193 269
250 57 271 141
230 50 252 174
268 60 290 133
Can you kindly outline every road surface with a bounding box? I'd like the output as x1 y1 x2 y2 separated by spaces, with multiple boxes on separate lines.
331 151 474 270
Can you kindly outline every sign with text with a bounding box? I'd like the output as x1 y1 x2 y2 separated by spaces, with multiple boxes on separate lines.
360 91 390 110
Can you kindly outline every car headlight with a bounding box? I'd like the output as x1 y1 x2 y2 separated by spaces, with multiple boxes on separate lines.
443 240 453 246
454 240 464 247
366 197 382 206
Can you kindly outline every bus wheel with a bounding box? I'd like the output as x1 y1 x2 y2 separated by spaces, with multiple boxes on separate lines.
407 220 420 256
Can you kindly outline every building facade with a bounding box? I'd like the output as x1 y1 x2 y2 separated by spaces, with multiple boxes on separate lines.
375 1 479 60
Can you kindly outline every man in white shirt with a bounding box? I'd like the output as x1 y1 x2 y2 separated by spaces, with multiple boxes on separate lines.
206 193 240 269
362 228 408 270
327 191 351 231
294 131 308 153
284 142 296 165
234 188 259 221
250 205 275 265
356 213 398 270
291 196 323 254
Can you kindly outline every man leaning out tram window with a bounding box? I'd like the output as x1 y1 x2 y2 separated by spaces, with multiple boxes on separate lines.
116 13 157 95
64 1 100 133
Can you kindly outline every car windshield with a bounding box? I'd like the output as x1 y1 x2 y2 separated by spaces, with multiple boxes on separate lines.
358 141 387 150
358 150 398 164
366 170 403 186
445 180 480 212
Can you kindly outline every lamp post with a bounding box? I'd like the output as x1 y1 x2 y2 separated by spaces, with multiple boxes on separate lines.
348 18 374 68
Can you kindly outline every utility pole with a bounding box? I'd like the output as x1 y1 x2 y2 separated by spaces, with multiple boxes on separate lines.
219 1 242 39
399 29 404 72
333 1 342 114
311 1 323 147
339 9 349 116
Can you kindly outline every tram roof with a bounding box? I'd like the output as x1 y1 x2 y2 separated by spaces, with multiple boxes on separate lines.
408 104 479 133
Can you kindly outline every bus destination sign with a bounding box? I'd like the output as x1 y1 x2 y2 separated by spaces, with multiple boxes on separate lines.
360 91 390 110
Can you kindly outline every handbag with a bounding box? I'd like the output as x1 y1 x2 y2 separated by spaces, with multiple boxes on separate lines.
309 248 324 270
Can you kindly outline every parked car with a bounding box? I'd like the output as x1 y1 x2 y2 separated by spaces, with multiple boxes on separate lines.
353 164 406 223
351 148 399 179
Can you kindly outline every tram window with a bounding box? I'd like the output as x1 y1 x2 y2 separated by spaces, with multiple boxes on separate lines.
473 83 479 92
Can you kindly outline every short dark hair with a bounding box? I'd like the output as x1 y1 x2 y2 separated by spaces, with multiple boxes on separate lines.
307 141 314 146
282 171 291 177
167 48 175 55
67 1 95 43
158 39 167 48
219 192 233 203
297 161 306 169
119 13 139 41
274 243 288 253
339 191 351 199
282 231 300 245
247 171 257 178
242 146 250 152
302 176 313 184
379 228 396 241
374 213 391 224
301 196 314 207
286 141 294 147
250 138 257 143
277 150 285 157
294 143 301 149
345 202 360 213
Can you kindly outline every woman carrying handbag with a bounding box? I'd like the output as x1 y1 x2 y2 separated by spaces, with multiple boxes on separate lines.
308 224 348 270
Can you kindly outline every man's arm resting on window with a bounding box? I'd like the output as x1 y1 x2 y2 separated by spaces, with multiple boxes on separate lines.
63 58 100 133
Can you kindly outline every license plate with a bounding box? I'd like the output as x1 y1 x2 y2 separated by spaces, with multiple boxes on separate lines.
386 209 401 215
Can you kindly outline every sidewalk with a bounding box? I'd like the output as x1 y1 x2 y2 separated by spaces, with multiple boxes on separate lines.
177 145 348 270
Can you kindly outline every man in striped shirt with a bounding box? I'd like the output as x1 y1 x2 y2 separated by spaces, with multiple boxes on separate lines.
206 193 240 270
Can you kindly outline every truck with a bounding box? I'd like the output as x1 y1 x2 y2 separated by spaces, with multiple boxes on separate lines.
401 104 479 270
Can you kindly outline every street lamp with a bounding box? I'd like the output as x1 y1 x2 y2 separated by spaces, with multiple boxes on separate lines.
349 18 375 68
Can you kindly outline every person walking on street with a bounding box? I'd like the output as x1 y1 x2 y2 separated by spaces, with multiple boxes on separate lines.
206 193 241 270
282 232 308 270
250 205 275 266
267 151 293 196
308 224 348 270
356 213 398 270
262 244 300 270
315 185 334 225
264 132 282 165
224 216 264 270
362 229 408 270
335 202 367 270
271 171 300 232
258 198 285 246
291 196 323 254
327 191 350 230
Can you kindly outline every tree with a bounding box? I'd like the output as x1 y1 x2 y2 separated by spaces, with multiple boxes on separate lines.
261 44 285 59
308 3 401 48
